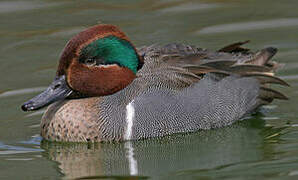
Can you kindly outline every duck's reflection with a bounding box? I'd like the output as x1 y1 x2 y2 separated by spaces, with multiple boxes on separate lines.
41 116 281 179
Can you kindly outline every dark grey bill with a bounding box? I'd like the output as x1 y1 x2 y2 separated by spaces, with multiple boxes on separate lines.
21 75 73 111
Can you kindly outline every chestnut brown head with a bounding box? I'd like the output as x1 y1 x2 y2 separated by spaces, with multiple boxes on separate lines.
22 24 142 111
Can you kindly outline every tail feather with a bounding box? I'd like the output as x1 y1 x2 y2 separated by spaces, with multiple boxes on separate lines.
242 73 290 86
199 60 235 70
229 64 271 73
247 47 278 66
218 40 250 53
259 86 289 101
202 42 288 104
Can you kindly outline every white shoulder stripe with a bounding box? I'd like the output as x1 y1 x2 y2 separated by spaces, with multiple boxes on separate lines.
124 100 135 140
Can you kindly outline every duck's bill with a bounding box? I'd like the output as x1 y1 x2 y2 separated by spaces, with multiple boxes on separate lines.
21 75 73 111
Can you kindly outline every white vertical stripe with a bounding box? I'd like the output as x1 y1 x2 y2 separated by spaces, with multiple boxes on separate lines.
124 100 135 140
124 141 138 175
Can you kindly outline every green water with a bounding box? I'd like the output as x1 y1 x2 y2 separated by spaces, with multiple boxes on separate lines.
1 0 298 179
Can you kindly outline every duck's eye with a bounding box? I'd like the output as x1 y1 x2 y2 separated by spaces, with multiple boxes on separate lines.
84 58 96 66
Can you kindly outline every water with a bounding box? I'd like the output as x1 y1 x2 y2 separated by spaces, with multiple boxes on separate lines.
0 0 298 179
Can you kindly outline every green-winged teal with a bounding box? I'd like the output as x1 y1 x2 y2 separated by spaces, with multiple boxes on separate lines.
22 24 289 142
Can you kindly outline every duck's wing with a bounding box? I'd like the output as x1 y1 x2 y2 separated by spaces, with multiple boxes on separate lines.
137 42 288 104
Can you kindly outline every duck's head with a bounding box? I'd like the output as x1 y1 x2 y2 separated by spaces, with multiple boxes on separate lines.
22 24 143 111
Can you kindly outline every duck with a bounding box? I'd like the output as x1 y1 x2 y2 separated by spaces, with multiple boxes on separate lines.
21 24 289 142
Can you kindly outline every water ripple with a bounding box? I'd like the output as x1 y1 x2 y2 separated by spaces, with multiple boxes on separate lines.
25 110 46 117
0 135 42 155
49 27 86 37
6 158 34 161
197 18 298 34
280 75 298 80
0 1 64 13
160 3 219 13
0 143 42 155
19 135 42 145
0 87 46 98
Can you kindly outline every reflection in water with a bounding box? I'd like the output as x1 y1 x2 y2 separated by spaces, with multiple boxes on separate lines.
40 117 283 179
124 141 138 176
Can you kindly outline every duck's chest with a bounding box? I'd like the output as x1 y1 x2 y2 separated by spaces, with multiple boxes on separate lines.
40 97 126 142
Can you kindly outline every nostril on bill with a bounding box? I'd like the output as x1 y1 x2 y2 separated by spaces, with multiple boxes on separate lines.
53 83 61 90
